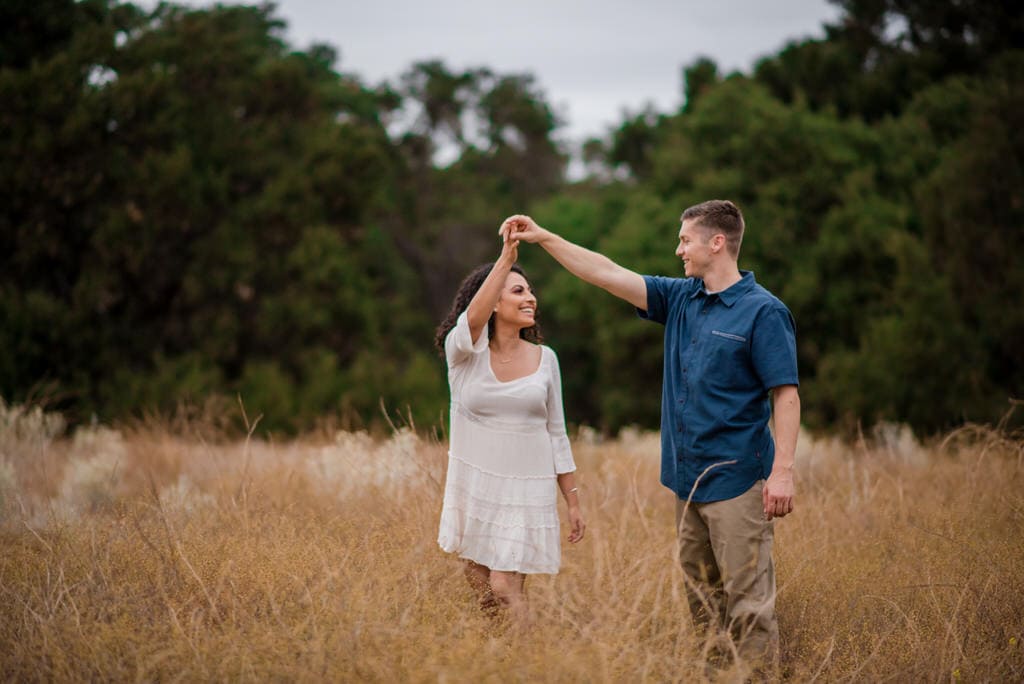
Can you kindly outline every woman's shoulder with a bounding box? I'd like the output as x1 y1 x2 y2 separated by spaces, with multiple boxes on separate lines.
537 343 561 366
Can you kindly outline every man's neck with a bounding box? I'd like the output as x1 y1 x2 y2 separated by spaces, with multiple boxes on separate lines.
702 263 742 293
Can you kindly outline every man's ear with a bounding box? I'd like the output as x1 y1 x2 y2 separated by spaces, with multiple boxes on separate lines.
710 233 726 253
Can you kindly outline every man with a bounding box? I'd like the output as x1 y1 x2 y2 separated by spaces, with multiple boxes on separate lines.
503 200 799 667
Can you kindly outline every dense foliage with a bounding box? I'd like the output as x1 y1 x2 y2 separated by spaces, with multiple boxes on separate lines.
2 0 1021 434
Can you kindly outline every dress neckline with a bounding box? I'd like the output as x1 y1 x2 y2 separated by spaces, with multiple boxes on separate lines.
487 345 544 384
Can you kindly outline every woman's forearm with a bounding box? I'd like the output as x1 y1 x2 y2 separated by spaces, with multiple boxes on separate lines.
465 249 516 341
557 472 580 509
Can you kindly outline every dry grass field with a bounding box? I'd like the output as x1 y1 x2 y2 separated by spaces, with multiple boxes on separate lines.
1 400 1022 682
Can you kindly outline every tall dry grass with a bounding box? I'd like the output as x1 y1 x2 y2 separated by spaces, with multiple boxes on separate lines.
0 401 1022 682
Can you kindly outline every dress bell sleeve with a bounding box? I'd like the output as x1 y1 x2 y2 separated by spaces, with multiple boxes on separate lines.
445 310 489 369
545 348 576 474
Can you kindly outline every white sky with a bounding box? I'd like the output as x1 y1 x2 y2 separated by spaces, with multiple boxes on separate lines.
161 1 842 149
163 0 839 141
271 1 842 141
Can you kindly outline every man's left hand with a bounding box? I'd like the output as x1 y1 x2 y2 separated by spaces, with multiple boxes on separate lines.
762 468 795 520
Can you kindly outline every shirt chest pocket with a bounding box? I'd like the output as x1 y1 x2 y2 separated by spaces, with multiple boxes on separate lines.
704 329 751 387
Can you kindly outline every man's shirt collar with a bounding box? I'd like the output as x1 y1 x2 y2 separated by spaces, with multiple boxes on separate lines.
690 270 756 307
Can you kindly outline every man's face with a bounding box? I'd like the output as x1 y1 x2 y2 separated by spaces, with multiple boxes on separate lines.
675 219 716 278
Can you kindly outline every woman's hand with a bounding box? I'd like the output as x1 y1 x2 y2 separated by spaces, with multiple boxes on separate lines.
500 214 546 244
498 217 520 263
567 505 586 543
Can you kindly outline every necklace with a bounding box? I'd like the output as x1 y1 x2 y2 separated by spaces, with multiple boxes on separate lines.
492 341 520 363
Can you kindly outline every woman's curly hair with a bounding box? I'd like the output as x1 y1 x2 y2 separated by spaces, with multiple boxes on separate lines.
434 262 543 356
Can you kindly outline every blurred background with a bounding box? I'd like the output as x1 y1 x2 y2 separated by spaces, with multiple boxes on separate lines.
2 0 1021 436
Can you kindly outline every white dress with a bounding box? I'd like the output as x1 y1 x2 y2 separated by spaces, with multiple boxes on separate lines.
438 311 576 574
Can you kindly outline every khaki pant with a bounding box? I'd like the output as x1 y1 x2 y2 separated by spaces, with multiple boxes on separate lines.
675 480 779 665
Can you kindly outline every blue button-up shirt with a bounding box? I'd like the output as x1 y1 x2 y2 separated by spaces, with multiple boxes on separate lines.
638 271 799 503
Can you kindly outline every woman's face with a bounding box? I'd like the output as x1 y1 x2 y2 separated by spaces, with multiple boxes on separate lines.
493 271 537 329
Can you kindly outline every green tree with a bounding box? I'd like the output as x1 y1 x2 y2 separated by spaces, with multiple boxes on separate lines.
0 1 427 431
387 61 566 320
915 53 1024 421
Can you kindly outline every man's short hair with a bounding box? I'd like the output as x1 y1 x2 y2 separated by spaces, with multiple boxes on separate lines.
680 200 744 257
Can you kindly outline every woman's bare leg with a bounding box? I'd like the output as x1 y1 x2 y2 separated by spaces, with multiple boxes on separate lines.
489 570 529 627
464 561 500 616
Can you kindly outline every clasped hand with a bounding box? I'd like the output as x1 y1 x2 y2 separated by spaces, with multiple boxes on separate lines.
499 214 543 244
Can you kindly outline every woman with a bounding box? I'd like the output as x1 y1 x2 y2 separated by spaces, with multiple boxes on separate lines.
433 222 585 623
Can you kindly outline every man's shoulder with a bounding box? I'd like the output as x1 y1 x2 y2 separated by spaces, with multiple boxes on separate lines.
741 285 796 334
645 274 700 297
743 281 791 313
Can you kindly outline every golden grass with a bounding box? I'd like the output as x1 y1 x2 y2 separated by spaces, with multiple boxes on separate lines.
1 406 1022 682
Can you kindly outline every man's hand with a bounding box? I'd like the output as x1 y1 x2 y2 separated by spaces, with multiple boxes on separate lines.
762 467 794 521
500 214 548 244
498 213 648 309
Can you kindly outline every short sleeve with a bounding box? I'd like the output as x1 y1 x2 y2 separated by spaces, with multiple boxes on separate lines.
751 304 800 390
637 275 697 325
444 310 488 368
545 348 576 474
636 275 668 324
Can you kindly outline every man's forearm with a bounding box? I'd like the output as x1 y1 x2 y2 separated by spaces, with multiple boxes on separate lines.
772 385 800 471
537 232 612 285
536 230 647 309
764 385 799 519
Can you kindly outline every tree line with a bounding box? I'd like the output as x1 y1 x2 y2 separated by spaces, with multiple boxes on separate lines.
2 0 1021 435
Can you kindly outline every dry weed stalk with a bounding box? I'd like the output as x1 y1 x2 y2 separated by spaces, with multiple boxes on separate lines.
0 408 1020 681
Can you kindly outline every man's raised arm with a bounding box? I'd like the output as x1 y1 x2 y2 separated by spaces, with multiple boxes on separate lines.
502 215 647 310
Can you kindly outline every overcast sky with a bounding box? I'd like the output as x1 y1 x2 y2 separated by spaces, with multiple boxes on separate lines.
166 1 842 145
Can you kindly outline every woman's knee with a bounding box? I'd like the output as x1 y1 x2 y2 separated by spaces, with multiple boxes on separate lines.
489 571 522 600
